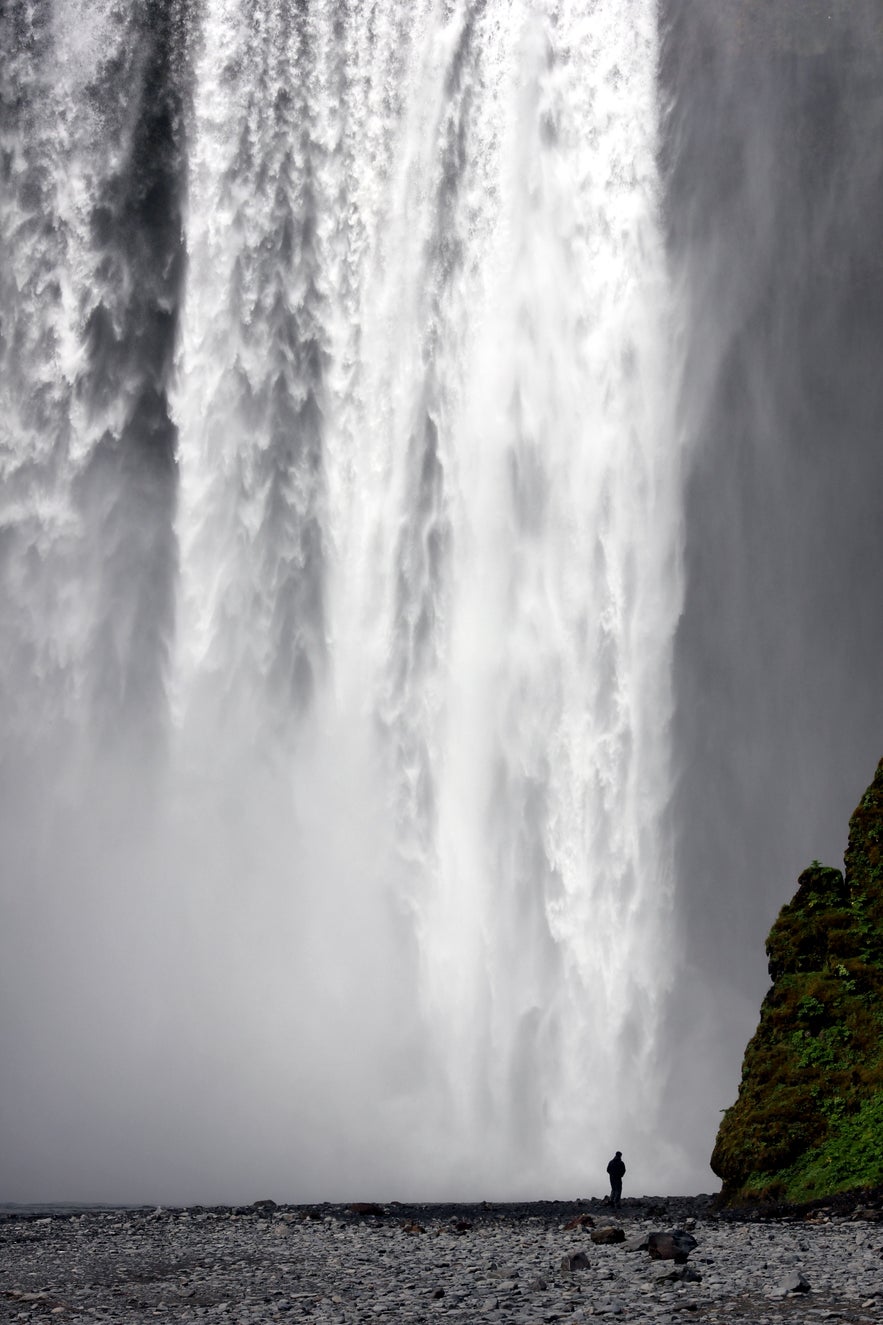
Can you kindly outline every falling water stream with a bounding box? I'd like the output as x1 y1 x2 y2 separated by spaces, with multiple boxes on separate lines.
1 0 686 1202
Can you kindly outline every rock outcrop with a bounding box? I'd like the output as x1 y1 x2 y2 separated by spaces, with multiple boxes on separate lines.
712 759 883 1203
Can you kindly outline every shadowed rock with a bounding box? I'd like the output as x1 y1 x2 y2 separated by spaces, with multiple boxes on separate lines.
647 1231 698 1263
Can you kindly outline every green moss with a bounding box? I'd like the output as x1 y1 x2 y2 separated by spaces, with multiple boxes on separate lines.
734 1089 883 1204
712 759 883 1204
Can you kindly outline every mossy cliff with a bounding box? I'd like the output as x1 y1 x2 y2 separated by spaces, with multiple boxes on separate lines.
711 759 883 1204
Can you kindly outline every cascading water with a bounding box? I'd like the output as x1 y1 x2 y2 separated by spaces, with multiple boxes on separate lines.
1 0 687 1202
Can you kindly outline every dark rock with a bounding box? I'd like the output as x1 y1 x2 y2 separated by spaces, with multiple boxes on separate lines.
252 1200 277 1212
591 1225 625 1245
349 1203 386 1217
560 1250 591 1271
647 1231 697 1262
564 1212 596 1230
401 1221 425 1235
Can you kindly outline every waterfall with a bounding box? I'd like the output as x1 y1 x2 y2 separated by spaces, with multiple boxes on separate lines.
1 0 686 1202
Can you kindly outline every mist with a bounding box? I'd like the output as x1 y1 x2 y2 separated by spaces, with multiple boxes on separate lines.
660 0 883 1161
2 1 883 1206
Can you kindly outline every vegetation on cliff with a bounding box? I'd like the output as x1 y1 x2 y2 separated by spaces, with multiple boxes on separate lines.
711 759 883 1204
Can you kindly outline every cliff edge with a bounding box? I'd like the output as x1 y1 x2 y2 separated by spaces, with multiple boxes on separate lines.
712 759 883 1203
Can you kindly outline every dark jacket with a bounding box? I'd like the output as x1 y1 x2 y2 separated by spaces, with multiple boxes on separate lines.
607 1155 626 1180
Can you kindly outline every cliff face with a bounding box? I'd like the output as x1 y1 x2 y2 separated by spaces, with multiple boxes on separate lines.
711 760 883 1203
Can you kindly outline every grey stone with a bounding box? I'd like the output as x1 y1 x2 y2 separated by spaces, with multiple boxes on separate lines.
561 1250 591 1271
770 1270 811 1296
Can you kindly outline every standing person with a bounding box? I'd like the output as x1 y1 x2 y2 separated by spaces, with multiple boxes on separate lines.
606 1150 625 1210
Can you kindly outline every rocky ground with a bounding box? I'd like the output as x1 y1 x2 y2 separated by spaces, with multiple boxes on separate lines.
1 1195 882 1324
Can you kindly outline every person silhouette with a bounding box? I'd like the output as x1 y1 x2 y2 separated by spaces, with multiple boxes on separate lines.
606 1150 625 1210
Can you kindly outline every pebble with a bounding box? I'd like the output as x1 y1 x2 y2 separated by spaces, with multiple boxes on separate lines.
0 1198 882 1323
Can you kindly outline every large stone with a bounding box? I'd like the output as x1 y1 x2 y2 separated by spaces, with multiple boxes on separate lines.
647 1231 697 1263
769 1271 811 1297
560 1251 591 1272
591 1226 625 1245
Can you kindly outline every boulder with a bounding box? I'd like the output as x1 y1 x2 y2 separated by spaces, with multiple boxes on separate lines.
561 1250 591 1272
769 1271 811 1297
591 1226 625 1245
647 1230 698 1262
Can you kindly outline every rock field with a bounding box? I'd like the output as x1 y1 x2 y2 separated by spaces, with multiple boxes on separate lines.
1 1196 882 1324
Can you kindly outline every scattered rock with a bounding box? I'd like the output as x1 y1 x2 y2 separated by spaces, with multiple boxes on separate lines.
401 1221 425 1235
564 1212 596 1229
3 1199 879 1323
